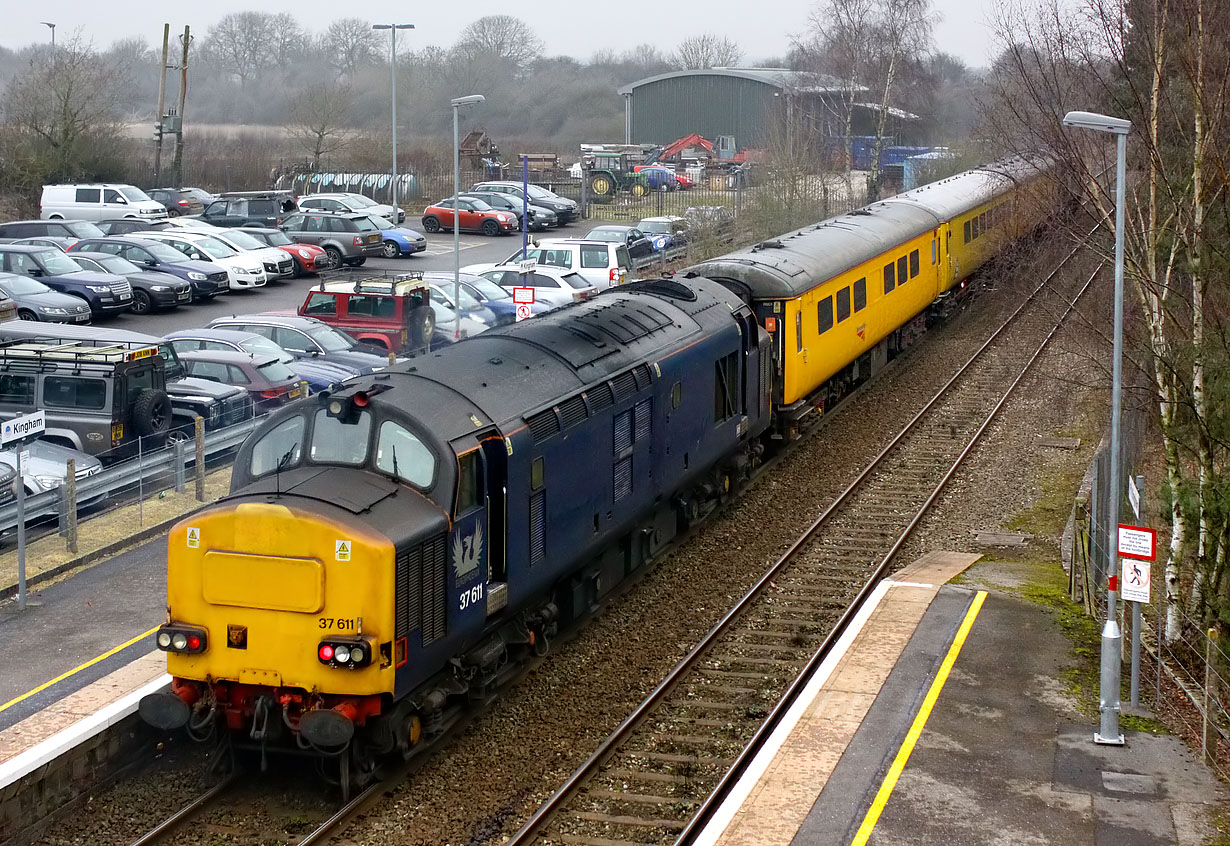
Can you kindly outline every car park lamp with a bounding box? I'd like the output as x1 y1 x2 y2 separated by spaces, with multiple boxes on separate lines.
1062 110 1131 135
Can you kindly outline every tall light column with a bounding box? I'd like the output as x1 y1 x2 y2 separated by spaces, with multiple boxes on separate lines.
373 23 414 210
41 22 55 49
451 94 485 340
1063 109 1132 746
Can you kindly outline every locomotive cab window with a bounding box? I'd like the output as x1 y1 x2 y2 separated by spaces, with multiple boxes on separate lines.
311 409 370 465
250 415 305 477
375 420 436 488
817 296 834 334
853 278 866 311
455 451 482 515
836 287 851 322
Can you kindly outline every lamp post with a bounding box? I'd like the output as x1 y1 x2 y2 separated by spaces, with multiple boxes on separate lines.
41 21 55 49
1063 108 1131 746
451 94 485 340
372 23 414 211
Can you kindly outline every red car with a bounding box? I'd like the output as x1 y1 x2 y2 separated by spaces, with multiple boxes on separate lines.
238 227 329 276
421 197 518 236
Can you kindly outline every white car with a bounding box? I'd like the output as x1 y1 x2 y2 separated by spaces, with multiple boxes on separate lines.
475 264 599 310
463 238 631 290
137 231 267 289
214 229 296 279
298 193 404 224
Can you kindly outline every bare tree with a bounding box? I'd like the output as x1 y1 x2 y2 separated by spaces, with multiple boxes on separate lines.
864 0 934 196
454 15 544 74
284 83 354 171
268 13 309 72
669 34 744 70
202 12 278 87
322 18 381 79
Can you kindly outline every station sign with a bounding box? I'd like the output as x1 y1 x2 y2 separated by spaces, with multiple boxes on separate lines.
519 259 538 274
512 287 535 304
1 411 45 447
1117 524 1156 561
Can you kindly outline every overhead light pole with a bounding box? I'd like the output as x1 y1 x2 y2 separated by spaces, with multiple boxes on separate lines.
1063 108 1131 747
451 94 485 340
372 23 414 211
41 21 55 49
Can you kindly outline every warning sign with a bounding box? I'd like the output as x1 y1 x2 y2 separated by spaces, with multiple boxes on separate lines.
1121 557 1151 604
335 540 351 562
1117 524 1157 560
515 303 532 321
512 287 535 304
186 527 200 549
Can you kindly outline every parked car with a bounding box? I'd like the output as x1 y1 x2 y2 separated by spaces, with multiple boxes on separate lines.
297 192 404 224
296 276 438 353
362 215 427 258
637 216 690 250
631 165 681 191
68 251 192 314
277 211 383 268
201 228 295 280
164 328 358 395
420 198 518 236
133 231 267 288
95 219 167 236
199 191 298 228
0 245 133 317
462 238 632 290
470 181 579 225
180 187 218 207
475 263 600 309
0 220 105 244
585 224 655 260
235 228 329 276
456 273 550 324
0 439 104 502
0 272 93 323
458 191 557 231
67 236 229 301
177 349 307 413
148 188 206 217
204 313 389 374
40 184 167 222
425 280 498 329
6 236 78 252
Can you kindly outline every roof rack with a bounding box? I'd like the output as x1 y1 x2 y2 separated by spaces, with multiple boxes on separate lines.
317 268 427 294
0 338 160 369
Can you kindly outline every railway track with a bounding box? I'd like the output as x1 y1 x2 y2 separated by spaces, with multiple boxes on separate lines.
500 250 1102 846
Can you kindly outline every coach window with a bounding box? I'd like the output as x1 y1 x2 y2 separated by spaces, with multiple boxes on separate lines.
963 220 971 244
972 216 980 240
836 287 851 322
249 414 305 477
817 296 834 334
883 262 895 293
909 250 920 278
897 256 908 285
796 311 803 352
931 238 938 265
853 278 867 311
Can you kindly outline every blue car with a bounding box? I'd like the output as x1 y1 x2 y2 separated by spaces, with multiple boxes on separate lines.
457 272 550 325
163 328 360 394
365 215 428 258
0 244 133 317
68 236 229 301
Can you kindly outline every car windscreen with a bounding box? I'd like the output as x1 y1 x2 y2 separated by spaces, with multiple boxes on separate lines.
526 185 556 200
194 236 238 258
346 195 377 207
256 359 297 382
143 242 193 262
38 251 86 275
466 276 510 300
0 276 50 294
639 220 669 234
120 187 152 202
366 215 393 230
223 230 265 250
561 273 591 290
306 325 356 352
240 337 294 363
352 217 378 233
97 256 141 274
432 285 482 311
65 222 105 238
262 231 295 246
467 198 494 211
586 230 621 242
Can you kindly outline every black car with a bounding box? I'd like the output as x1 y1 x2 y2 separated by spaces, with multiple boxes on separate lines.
96 218 170 236
67 237 229 301
585 224 654 260
70 251 193 313
199 192 298 228
0 244 133 317
148 188 205 217
460 191 557 230
0 219 105 242
470 181 578 224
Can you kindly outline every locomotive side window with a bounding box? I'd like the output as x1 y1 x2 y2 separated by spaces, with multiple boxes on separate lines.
853 278 867 311
671 381 682 409
896 256 908 285
455 451 480 514
910 250 920 278
250 415 305 477
375 421 436 488
883 262 895 293
531 456 544 490
817 296 834 334
835 287 851 322
311 409 370 465
714 351 738 422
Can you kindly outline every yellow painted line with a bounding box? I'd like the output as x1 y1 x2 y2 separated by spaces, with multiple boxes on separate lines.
0 625 159 715
849 590 987 846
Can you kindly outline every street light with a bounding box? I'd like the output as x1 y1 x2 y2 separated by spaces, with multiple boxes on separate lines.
1063 108 1131 747
41 21 55 49
452 94 485 340
372 23 414 212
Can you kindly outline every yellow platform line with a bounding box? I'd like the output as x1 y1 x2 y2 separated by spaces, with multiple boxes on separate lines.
849 590 987 846
0 625 159 715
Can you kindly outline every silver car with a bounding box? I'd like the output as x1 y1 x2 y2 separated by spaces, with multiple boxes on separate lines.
0 439 104 502
0 271 93 323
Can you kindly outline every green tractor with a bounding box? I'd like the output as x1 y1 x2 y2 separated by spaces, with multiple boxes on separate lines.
583 150 651 202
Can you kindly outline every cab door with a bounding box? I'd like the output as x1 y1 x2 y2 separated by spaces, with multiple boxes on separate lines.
449 430 509 623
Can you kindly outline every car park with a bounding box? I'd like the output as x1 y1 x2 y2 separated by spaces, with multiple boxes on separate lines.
637 215 690 250
68 251 192 314
0 219 105 243
204 228 295 280
470 181 578 224
585 224 655 260
200 191 298 228
297 193 404 224
68 236 229 301
148 188 206 217
475 263 599 309
164 328 358 394
0 272 93 323
134 231 267 288
238 228 329 275
0 244 133 317
296 275 438 354
204 313 389 374
40 184 168 222
0 439 104 501
457 191 557 230
177 349 307 413
463 238 632 289
277 211 383 268
362 215 427 258
420 198 518 236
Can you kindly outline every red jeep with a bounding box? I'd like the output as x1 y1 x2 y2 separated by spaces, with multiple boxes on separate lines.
298 274 434 355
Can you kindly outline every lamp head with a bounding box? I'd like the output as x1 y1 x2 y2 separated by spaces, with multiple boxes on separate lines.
451 95 486 107
1062 110 1131 136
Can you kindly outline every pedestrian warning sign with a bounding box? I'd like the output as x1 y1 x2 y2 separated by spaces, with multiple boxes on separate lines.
336 540 351 561
186 527 200 549
1121 557 1151 604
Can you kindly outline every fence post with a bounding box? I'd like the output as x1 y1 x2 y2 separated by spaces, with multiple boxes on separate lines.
1204 628 1218 766
174 440 186 493
194 417 206 503
137 436 144 528
65 459 77 555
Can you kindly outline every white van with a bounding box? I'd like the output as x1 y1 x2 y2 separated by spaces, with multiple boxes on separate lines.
40 184 168 222
462 238 632 290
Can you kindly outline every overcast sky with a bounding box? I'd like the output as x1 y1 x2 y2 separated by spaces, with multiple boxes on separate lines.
2 0 1004 69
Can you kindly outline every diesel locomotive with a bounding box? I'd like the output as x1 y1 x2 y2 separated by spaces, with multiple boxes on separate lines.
139 155 1056 790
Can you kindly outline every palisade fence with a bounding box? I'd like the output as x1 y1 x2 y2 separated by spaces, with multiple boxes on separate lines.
1066 388 1229 778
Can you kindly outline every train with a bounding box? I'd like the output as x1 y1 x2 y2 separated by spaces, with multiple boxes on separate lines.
139 155 1057 792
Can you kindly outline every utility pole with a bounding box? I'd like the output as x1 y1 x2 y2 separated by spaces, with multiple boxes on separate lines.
153 24 170 185
171 25 190 188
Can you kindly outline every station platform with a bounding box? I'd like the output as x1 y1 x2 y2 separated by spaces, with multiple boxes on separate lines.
692 551 1226 846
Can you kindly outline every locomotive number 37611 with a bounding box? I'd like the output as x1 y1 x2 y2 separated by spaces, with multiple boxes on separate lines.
460 583 484 611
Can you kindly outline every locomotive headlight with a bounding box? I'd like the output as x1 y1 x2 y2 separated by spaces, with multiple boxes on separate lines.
328 399 344 416
157 632 172 649
349 645 365 664
171 633 188 651
334 645 352 664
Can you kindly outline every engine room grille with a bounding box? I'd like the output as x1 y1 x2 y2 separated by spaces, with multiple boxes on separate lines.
526 409 561 443
529 491 546 566
558 395 587 429
587 383 614 413
612 371 637 403
613 456 632 501
395 546 420 640
421 534 447 644
634 399 652 442
613 409 633 454
396 534 447 645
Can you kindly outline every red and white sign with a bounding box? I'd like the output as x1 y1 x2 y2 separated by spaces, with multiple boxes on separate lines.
512 287 535 304
515 303 532 322
1121 557 1151 604
1117 524 1157 560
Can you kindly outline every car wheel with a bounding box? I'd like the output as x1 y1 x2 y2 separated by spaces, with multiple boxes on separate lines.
343 257 367 267
130 289 153 315
167 208 180 217
482 219 501 237
382 241 401 258
324 247 343 269
17 310 37 321
133 388 172 438
422 216 441 233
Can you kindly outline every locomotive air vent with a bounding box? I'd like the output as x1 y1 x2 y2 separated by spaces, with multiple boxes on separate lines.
630 279 697 301
526 409 561 443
